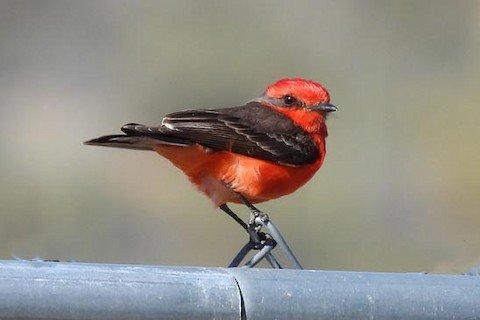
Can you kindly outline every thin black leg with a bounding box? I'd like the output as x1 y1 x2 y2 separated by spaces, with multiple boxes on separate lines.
221 203 267 267
220 200 295 269
238 194 303 269
220 203 268 249
219 203 248 231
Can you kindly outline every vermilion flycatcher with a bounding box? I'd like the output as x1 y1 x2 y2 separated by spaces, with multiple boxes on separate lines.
85 78 336 268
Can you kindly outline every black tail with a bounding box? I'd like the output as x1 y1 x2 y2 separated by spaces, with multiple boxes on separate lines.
84 123 191 150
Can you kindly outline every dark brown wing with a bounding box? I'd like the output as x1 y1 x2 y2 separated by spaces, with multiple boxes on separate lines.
158 102 319 166
86 102 319 166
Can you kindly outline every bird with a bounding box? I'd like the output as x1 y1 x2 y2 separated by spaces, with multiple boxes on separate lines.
85 77 336 267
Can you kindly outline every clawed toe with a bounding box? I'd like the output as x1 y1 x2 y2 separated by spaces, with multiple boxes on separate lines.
225 195 302 269
249 231 276 250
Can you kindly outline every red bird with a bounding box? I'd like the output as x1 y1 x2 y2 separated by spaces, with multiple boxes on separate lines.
85 78 336 267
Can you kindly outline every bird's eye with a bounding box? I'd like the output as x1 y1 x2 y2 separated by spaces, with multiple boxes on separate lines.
283 95 296 106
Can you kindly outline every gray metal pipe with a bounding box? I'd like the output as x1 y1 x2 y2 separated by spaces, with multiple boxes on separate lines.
0 260 240 320
0 260 479 319
229 268 480 320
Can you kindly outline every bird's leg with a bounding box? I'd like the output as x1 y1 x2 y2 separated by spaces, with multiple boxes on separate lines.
238 194 303 269
221 203 281 268
220 203 270 247
219 204 248 231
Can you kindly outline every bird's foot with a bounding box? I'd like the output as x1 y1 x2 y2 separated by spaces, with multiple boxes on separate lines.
227 195 302 269
248 231 276 250
247 210 272 250
248 209 270 226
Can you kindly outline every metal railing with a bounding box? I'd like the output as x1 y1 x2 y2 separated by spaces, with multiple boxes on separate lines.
0 260 479 319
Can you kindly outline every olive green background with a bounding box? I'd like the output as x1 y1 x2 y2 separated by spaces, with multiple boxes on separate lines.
1 0 479 272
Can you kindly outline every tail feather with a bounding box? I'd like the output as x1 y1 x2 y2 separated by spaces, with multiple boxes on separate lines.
84 123 191 151
84 135 159 150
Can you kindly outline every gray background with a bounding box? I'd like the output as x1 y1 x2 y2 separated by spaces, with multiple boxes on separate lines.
0 0 479 272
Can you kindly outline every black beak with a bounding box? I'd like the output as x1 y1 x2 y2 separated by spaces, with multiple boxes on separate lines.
310 103 338 113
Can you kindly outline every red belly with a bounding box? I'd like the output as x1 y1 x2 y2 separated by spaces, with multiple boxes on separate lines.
153 144 325 206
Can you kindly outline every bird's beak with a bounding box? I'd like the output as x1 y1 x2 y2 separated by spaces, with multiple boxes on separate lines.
310 103 338 113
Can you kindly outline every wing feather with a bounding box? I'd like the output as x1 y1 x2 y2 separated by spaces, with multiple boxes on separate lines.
86 102 319 166
160 102 318 166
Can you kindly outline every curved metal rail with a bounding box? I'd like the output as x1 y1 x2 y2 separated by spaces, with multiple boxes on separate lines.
0 260 479 319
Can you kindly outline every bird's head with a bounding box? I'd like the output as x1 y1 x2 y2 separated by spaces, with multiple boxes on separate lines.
255 78 337 134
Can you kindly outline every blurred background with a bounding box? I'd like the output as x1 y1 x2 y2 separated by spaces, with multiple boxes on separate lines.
0 0 479 273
